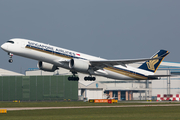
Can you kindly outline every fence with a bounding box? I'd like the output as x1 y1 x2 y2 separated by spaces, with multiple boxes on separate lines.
0 75 78 101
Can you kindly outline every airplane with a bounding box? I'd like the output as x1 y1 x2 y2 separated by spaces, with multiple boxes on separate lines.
1 38 170 81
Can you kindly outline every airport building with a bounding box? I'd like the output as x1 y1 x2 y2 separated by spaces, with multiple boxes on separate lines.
0 69 78 101
0 61 180 101
0 68 24 76
25 61 180 101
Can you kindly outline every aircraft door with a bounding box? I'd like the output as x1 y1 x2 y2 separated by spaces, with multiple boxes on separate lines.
21 41 26 48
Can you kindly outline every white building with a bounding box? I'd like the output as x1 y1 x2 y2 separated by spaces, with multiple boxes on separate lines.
0 68 24 76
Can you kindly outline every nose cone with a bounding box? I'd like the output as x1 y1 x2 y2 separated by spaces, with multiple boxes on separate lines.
1 43 7 51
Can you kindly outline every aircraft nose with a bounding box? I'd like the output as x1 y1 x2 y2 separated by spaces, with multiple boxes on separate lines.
1 43 7 51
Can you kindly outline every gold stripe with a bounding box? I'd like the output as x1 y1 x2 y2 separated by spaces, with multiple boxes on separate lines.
105 67 148 80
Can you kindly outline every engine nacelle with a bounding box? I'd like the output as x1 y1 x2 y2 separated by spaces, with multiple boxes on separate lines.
69 59 89 72
38 61 58 72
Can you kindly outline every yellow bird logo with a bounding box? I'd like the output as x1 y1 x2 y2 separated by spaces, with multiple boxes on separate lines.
146 54 159 71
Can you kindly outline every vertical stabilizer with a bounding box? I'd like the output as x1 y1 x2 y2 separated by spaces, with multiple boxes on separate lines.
139 50 169 73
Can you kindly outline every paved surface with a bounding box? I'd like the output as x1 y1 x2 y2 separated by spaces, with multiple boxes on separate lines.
1 104 180 111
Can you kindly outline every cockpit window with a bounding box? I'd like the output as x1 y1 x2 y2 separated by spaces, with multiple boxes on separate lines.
7 41 14 44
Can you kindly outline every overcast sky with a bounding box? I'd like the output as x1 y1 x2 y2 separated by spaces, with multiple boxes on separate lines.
0 0 180 73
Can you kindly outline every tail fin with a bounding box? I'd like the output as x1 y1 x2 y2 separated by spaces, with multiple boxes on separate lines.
139 50 170 73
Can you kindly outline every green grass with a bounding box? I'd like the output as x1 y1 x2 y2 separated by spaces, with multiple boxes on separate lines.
1 101 180 120
1 106 180 120
0 101 179 108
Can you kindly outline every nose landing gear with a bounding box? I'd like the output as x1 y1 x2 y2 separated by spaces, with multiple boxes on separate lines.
8 53 13 63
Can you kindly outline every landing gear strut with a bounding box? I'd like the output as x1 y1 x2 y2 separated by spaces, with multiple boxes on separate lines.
8 53 13 63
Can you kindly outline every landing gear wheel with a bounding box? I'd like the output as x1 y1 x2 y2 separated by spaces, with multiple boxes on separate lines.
8 53 14 63
84 77 96 81
68 76 79 81
9 59 13 63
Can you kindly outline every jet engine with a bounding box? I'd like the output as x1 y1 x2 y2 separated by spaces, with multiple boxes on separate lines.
69 58 89 72
38 61 58 72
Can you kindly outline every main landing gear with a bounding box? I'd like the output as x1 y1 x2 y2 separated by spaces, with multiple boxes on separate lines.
68 76 79 81
68 76 96 81
68 71 96 81
84 76 96 81
8 53 13 63
68 71 79 81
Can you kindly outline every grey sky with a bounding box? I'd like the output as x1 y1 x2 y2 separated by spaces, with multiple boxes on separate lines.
0 0 180 73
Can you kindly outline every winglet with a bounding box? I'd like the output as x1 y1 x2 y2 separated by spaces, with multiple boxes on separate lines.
139 50 170 73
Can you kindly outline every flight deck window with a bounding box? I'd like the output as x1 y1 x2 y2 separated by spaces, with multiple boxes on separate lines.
7 41 14 44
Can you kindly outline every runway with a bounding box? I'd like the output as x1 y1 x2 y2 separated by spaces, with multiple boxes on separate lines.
1 104 180 111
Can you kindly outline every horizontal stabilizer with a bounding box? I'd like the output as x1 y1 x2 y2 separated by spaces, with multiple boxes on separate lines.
148 74 177 79
148 75 172 77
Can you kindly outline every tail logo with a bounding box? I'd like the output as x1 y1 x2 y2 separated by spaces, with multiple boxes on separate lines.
146 54 159 71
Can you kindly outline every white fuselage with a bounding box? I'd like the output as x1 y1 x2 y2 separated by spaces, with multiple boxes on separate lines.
1 38 154 80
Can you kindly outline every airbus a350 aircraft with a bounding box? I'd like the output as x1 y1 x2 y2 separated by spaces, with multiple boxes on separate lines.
1 38 170 81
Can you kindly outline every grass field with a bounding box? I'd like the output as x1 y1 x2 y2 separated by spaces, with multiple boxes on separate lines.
0 101 179 107
0 101 180 120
